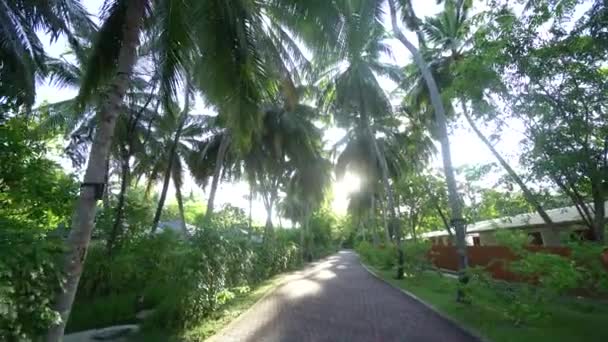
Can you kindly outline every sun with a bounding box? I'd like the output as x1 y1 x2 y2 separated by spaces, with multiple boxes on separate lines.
331 172 362 215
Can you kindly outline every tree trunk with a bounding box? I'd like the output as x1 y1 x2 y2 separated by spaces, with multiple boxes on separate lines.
102 159 111 211
590 175 606 243
107 150 130 255
45 1 145 340
151 79 191 232
205 134 230 220
358 85 404 278
151 116 187 233
174 176 188 234
370 194 379 246
379 196 391 242
248 186 253 233
410 208 418 242
264 204 273 237
388 0 468 300
461 101 553 224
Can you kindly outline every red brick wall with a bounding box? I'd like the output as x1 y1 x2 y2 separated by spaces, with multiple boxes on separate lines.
428 245 607 282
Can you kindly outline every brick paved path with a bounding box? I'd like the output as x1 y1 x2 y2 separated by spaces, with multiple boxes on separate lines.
209 250 478 342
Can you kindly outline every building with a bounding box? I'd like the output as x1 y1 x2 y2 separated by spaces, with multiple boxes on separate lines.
422 202 606 247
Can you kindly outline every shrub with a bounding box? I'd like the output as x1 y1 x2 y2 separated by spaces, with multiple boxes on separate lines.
402 240 434 277
0 229 63 340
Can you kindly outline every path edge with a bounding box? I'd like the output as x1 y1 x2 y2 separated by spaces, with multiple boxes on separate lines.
359 260 491 342
205 255 333 341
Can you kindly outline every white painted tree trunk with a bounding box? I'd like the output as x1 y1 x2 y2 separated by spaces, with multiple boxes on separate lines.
45 1 146 340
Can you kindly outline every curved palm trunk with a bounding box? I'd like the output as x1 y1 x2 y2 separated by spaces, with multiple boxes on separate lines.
359 90 404 278
107 150 130 255
248 186 253 233
174 176 188 234
102 159 111 211
461 102 553 224
379 196 391 242
205 134 230 221
388 0 468 298
370 194 379 246
151 116 187 233
45 1 146 340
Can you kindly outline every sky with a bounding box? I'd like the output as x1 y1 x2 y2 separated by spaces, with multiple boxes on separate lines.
36 0 526 224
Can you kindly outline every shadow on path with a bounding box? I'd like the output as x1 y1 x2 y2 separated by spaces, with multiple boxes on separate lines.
209 250 478 342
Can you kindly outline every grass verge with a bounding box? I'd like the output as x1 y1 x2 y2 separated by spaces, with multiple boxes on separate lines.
128 274 288 342
366 264 608 342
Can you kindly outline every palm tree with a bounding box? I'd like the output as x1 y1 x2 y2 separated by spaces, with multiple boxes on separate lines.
34 46 160 255
403 0 553 224
134 96 214 233
47 1 344 336
316 0 406 277
46 2 149 339
284 154 332 260
0 0 95 110
387 0 469 299
245 100 326 237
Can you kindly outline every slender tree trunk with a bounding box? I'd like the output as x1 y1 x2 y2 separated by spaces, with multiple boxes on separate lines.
370 194 379 246
591 175 605 243
358 89 404 278
389 0 468 299
151 117 187 233
174 177 187 234
107 150 130 255
45 2 145 340
248 186 253 234
205 134 230 220
151 80 191 232
379 196 391 242
264 203 273 236
461 101 553 224
102 159 111 211
410 208 418 242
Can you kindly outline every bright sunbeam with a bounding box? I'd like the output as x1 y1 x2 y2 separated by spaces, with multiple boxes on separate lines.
331 172 362 215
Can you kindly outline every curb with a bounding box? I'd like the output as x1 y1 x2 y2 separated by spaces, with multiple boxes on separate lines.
359 261 491 342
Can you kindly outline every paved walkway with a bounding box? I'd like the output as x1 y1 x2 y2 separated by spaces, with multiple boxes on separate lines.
209 250 478 342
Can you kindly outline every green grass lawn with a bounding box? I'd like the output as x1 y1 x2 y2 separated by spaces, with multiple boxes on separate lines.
368 265 608 342
128 274 288 342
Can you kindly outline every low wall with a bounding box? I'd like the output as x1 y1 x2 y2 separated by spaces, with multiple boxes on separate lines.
429 245 607 282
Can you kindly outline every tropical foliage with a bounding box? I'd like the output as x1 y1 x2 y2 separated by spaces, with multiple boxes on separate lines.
1 0 607 341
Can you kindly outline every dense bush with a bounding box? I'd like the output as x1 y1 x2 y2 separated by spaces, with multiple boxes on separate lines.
0 229 64 340
0 119 78 340
74 225 303 332
467 230 608 325
356 240 432 275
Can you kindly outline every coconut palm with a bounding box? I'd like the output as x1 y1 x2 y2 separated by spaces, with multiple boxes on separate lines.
315 0 406 277
245 100 326 237
387 0 469 299
283 154 332 260
47 1 345 336
401 0 554 224
0 0 95 110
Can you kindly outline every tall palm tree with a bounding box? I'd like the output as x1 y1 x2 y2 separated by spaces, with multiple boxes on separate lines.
387 0 469 299
316 0 406 278
46 2 150 339
245 100 326 237
47 1 345 336
403 0 553 224
284 154 332 260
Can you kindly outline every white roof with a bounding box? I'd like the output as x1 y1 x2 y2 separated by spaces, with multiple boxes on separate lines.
421 202 606 239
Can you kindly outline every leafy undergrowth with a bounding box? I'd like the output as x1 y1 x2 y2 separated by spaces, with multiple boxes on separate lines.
369 265 608 342
128 274 287 342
